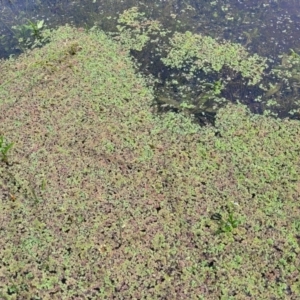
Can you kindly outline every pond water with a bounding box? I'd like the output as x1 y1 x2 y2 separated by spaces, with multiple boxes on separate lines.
1 0 300 125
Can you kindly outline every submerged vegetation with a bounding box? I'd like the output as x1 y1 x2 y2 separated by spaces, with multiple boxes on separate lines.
1 4 300 299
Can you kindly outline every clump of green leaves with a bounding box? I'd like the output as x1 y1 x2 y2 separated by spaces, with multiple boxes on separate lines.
211 202 242 235
0 135 14 163
11 19 49 51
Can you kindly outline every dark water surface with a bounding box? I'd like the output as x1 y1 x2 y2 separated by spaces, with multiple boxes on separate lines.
1 0 300 124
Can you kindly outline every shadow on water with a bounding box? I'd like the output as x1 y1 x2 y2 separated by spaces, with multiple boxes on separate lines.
1 0 300 126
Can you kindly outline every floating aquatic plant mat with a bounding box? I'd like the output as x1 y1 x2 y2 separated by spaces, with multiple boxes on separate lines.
0 25 300 299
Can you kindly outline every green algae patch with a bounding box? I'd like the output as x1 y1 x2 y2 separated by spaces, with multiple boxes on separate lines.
1 24 300 299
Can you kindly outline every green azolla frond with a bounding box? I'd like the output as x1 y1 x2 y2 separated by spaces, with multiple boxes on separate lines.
271 49 300 83
162 31 267 85
114 7 164 51
117 6 146 28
